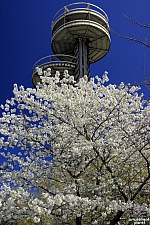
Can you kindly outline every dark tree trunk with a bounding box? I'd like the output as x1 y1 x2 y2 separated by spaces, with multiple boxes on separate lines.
76 216 82 225
109 210 124 225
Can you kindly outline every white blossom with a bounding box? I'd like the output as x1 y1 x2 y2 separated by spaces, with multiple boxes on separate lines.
33 216 40 223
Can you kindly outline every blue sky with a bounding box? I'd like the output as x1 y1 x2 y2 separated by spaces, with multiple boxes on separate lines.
0 0 150 105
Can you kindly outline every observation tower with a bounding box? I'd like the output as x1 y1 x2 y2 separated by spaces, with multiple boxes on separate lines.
32 2 111 87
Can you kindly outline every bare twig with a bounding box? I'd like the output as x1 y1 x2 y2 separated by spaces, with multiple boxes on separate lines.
111 29 150 48
121 12 150 29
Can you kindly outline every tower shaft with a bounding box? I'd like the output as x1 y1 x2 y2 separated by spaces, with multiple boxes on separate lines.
74 38 90 81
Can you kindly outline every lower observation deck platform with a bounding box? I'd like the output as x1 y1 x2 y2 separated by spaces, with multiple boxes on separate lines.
32 55 76 87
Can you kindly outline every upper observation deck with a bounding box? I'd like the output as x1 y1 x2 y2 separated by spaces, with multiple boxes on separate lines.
51 2 111 63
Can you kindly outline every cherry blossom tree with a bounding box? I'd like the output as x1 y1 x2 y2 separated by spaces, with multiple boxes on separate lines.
0 69 150 225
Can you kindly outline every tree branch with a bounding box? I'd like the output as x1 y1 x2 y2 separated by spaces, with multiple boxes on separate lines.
121 12 150 29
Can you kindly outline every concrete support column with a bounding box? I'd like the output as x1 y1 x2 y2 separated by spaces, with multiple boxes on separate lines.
74 38 90 81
